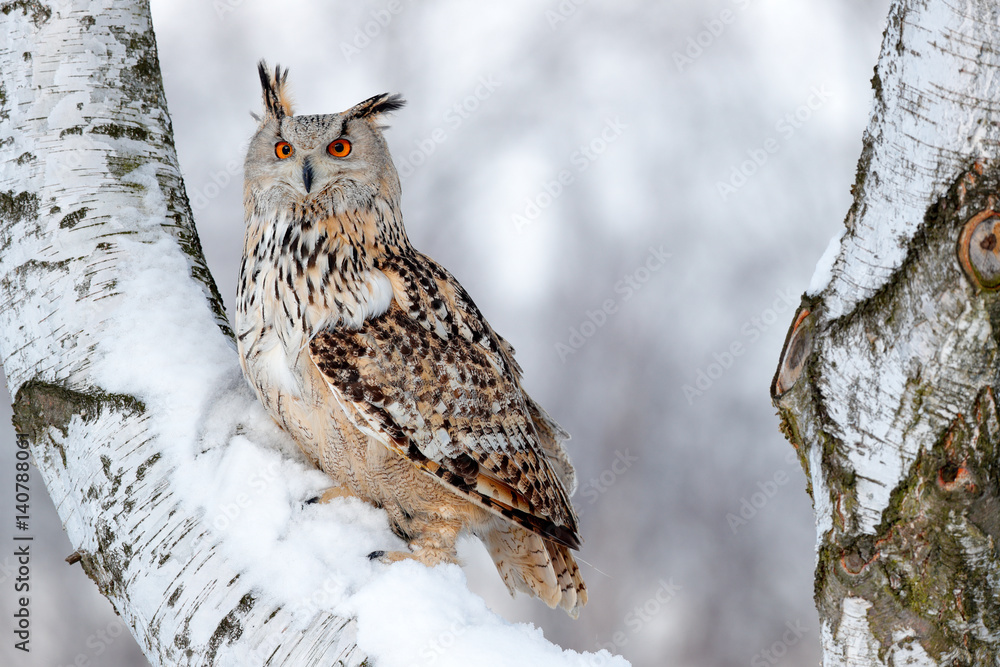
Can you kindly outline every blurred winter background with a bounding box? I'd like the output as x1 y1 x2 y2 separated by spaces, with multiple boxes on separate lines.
0 0 893 665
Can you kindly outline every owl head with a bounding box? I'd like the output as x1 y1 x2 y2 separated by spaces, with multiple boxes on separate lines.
245 62 406 216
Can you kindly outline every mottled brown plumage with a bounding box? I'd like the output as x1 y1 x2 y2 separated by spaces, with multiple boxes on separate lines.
236 62 586 616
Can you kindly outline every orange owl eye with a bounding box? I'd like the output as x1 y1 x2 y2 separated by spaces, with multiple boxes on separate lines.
275 141 293 159
327 139 352 157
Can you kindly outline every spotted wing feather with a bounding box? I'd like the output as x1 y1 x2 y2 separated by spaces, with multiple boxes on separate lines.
309 251 580 548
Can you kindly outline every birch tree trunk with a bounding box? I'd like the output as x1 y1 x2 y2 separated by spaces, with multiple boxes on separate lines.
772 1 1000 664
0 1 367 664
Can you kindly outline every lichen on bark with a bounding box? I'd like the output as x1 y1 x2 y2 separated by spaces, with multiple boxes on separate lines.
12 379 145 442
815 387 1000 663
0 0 52 27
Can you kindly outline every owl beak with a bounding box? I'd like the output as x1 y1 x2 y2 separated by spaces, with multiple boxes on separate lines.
302 159 314 193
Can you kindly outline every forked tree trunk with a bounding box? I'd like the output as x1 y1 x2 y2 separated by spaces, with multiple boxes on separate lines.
773 1 1000 663
0 1 367 664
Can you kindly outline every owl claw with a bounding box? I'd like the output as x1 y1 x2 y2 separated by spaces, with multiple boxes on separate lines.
306 486 357 505
368 549 425 564
368 548 453 566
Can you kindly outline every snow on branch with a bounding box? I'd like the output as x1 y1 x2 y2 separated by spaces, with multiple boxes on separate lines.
0 1 625 665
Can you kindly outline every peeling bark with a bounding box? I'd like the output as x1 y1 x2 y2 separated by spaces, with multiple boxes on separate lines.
774 1 1000 664
0 1 365 664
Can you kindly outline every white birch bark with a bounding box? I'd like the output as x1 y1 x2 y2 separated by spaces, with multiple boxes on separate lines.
773 0 1000 664
0 1 367 664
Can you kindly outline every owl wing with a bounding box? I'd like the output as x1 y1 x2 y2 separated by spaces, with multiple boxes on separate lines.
308 251 580 549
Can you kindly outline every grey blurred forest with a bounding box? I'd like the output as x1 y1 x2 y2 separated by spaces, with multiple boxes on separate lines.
0 1 892 665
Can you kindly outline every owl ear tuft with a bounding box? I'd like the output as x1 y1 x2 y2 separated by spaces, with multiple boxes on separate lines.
344 93 406 122
257 60 294 121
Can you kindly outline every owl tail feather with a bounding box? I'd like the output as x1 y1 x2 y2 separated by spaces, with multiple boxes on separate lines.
481 520 587 618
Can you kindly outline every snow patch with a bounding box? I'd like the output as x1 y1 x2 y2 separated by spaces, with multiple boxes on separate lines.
807 227 845 296
346 561 628 667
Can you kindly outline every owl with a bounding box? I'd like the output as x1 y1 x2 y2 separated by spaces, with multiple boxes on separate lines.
236 62 586 617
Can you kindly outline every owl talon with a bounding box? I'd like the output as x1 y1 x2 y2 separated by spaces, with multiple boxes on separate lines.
368 549 424 564
307 486 357 505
